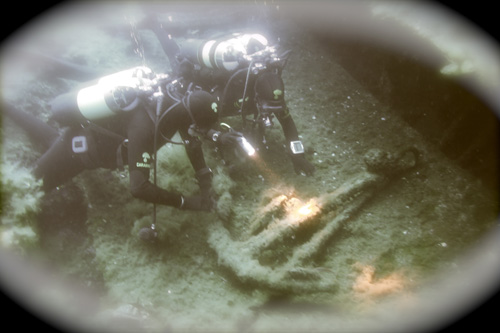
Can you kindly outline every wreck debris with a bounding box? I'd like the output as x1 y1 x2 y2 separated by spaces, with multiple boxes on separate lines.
208 148 419 292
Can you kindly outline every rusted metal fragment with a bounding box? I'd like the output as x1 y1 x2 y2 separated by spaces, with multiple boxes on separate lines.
208 148 419 292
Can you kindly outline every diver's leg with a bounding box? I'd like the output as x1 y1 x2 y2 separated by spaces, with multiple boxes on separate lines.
153 24 180 62
24 50 101 81
2 102 59 151
139 14 180 73
34 128 86 190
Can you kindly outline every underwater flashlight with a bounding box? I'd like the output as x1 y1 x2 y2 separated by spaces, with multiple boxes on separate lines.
237 136 256 156
218 122 256 156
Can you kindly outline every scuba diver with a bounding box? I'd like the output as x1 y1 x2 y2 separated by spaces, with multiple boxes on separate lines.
3 66 238 212
141 16 315 176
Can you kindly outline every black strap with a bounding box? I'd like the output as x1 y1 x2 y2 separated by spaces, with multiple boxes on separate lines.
85 121 127 142
116 139 128 171
182 83 197 125
82 121 128 170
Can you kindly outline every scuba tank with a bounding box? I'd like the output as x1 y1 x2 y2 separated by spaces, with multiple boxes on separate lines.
180 33 269 72
179 32 290 120
51 66 156 125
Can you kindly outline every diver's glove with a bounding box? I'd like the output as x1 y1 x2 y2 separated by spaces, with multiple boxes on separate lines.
180 195 215 212
291 154 315 176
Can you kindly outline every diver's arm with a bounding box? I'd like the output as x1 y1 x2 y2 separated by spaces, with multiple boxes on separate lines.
128 150 184 208
179 129 213 195
129 160 211 211
3 102 59 151
139 14 181 74
179 129 209 172
275 107 315 176
129 169 184 207
274 106 300 143
126 112 184 207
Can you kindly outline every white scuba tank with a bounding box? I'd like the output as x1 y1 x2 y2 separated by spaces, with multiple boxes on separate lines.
77 66 154 119
51 66 156 125
181 33 269 72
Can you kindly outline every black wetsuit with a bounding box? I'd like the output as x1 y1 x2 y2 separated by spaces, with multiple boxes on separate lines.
146 24 314 176
4 95 209 208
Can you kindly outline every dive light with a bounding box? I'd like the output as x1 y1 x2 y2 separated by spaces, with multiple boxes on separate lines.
236 136 256 156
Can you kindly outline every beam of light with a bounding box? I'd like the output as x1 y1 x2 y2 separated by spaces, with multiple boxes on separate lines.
298 202 315 216
282 197 321 225
240 137 256 156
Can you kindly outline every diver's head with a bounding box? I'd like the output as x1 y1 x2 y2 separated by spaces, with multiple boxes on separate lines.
184 90 218 133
